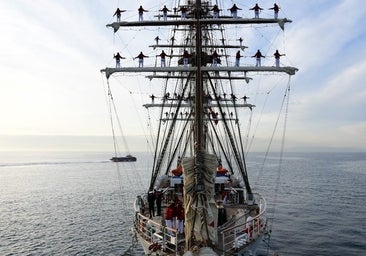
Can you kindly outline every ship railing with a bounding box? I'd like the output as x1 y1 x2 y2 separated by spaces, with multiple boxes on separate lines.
219 194 267 253
134 212 180 255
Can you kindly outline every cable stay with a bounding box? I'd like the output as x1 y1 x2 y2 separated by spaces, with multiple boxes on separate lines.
266 77 292 253
105 80 145 191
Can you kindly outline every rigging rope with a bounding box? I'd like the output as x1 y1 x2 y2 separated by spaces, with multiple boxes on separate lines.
101 77 132 210
268 76 291 234
254 77 290 187
105 79 145 191
106 81 119 157
254 76 291 255
107 81 132 155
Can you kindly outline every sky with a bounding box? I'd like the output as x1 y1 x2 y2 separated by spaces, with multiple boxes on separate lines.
0 0 365 152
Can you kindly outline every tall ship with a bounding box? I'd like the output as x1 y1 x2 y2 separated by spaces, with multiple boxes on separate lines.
102 1 297 255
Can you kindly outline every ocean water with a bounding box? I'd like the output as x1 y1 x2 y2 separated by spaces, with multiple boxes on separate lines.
0 151 365 256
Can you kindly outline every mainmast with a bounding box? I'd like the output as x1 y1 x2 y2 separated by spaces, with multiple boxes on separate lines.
194 0 205 194
194 0 203 152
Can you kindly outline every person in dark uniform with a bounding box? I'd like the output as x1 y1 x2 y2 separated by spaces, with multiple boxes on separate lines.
273 49 284 67
211 4 221 18
241 95 250 104
250 3 264 19
113 52 124 68
155 189 164 216
113 8 126 22
138 6 148 21
147 191 155 218
134 51 148 67
179 6 188 19
228 4 242 18
252 49 265 67
235 50 242 67
159 5 170 21
212 50 219 66
217 200 227 226
158 50 169 67
269 3 280 19
182 50 190 67
176 201 185 234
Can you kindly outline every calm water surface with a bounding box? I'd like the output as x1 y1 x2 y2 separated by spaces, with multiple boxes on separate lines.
0 151 365 255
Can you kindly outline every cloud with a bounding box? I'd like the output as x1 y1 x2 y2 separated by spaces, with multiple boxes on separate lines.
286 0 366 73
0 1 365 152
292 54 366 122
0 1 113 135
339 122 366 136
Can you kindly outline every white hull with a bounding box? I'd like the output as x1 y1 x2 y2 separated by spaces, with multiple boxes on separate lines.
134 226 264 256
132 192 267 256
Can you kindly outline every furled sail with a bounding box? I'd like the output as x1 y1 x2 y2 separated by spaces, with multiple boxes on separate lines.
182 153 218 248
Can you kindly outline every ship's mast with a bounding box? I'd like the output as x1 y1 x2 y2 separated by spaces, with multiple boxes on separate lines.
194 0 203 152
194 0 205 193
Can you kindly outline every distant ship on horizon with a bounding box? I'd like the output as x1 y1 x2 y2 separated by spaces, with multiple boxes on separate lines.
110 155 137 162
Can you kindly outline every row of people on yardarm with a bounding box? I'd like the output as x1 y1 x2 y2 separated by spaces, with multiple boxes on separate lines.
113 3 281 22
113 49 284 68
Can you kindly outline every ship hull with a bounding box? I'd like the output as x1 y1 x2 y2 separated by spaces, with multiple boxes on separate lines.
132 192 267 256
133 225 264 256
110 156 137 162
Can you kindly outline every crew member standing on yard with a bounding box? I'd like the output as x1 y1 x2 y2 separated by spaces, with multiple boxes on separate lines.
179 6 188 19
235 50 242 67
273 49 284 67
158 50 169 67
252 49 265 67
134 51 148 67
147 191 155 218
159 5 170 21
212 50 219 66
228 4 241 19
138 5 148 21
183 50 190 67
269 3 280 19
154 36 160 46
241 95 250 104
113 8 126 22
237 37 244 48
113 52 124 68
211 4 220 19
250 3 264 19
150 94 156 103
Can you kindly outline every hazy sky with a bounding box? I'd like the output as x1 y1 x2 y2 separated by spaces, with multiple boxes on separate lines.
0 0 365 152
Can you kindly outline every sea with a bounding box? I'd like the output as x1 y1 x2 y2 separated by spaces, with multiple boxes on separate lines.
0 151 365 256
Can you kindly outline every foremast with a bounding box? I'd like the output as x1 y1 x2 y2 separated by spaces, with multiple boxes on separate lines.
193 0 204 192
188 0 210 249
